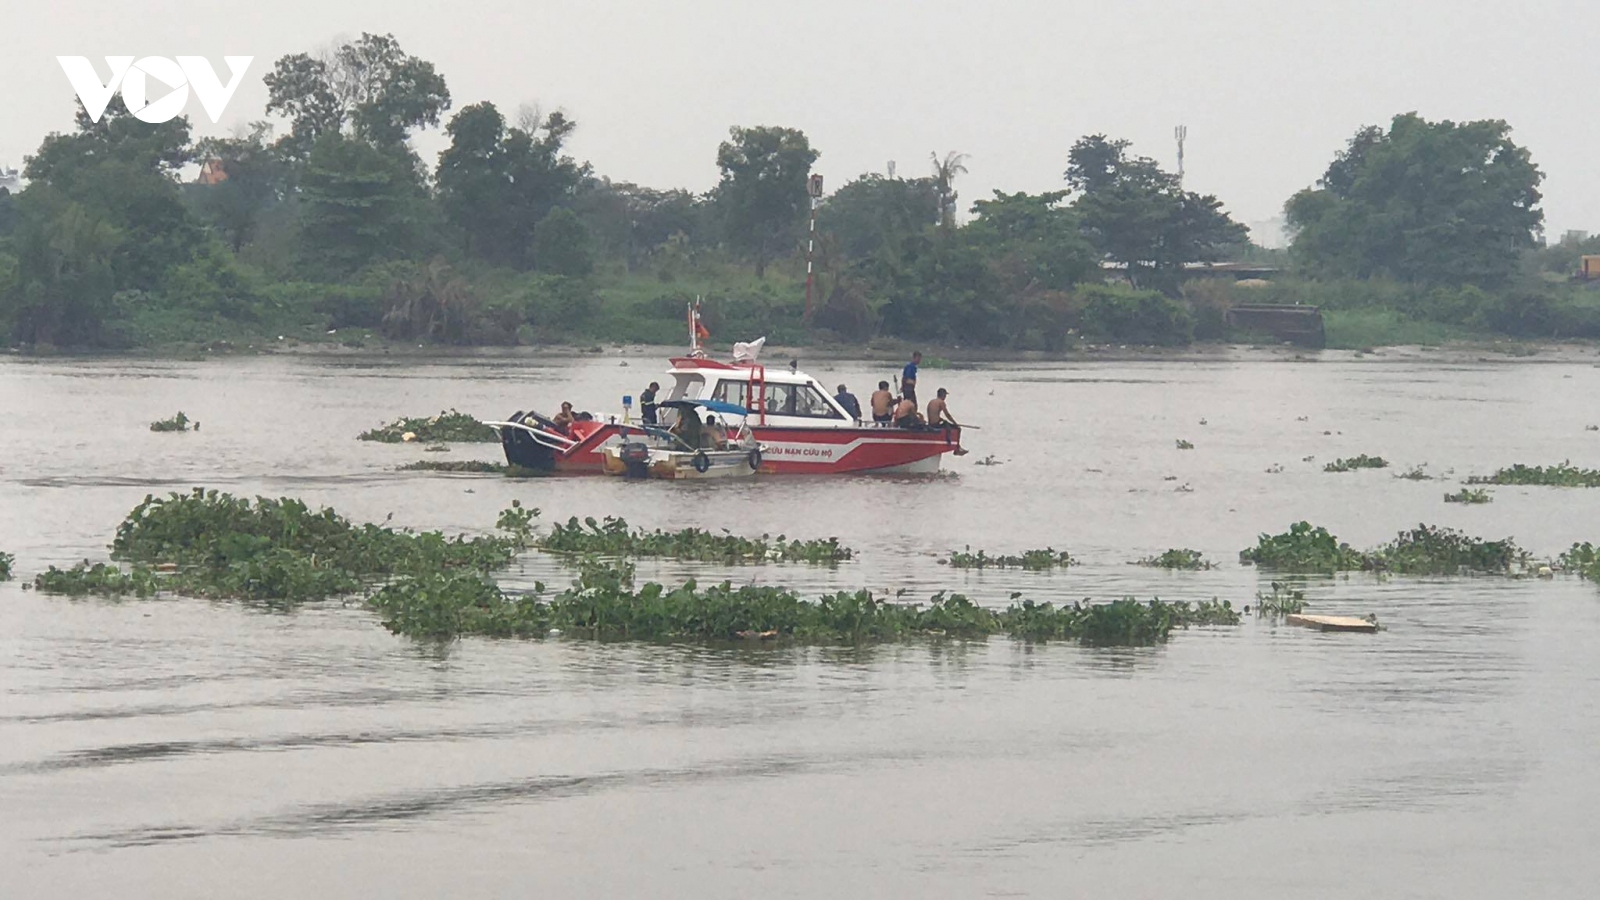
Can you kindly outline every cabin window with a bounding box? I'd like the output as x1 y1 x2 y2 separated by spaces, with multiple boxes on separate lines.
711 381 751 410
666 373 704 401
762 383 843 419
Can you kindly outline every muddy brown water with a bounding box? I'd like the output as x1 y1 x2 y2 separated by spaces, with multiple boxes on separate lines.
3 350 1599 898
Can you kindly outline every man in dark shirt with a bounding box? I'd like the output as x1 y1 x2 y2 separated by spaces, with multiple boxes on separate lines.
901 351 922 404
834 384 862 421
640 382 660 424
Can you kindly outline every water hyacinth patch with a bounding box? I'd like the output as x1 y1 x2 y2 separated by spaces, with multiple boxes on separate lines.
1370 525 1522 575
358 409 499 443
0 551 14 581
1252 582 1308 617
1466 462 1600 488
539 516 853 564
946 547 1074 570
32 489 539 606
1176 439 1195 450
1324 455 1389 473
397 460 545 475
150 412 194 432
1240 522 1369 573
367 559 1240 646
1444 488 1492 504
1133 549 1213 570
35 561 162 597
1557 543 1600 580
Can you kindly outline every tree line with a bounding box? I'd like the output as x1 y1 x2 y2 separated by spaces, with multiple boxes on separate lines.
0 32 1583 351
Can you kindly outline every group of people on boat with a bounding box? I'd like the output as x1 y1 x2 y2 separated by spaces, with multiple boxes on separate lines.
838 352 959 430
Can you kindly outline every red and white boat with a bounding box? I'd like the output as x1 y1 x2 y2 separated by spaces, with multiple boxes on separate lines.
488 313 965 475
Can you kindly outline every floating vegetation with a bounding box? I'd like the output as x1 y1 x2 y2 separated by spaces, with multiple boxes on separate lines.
1253 581 1307 617
1175 439 1195 450
35 561 161 597
368 559 1239 645
1466 462 1600 488
1133 549 1213 570
973 455 1004 466
1557 543 1600 580
33 489 538 606
1371 525 1522 575
1395 464 1433 481
149 411 194 432
397 460 544 476
1241 521 1521 575
538 516 853 564
358 409 498 443
1444 488 1493 504
1265 464 1284 474
1324 454 1389 473
0 551 13 581
1240 522 1368 573
947 547 1073 570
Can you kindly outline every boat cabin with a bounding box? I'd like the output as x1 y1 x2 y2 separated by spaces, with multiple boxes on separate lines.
659 357 856 428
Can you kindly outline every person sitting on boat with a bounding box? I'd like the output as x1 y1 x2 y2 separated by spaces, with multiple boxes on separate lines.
704 413 727 450
834 384 862 422
901 351 922 404
927 388 959 427
893 396 923 429
551 401 576 433
870 381 894 425
671 408 703 449
640 382 660 425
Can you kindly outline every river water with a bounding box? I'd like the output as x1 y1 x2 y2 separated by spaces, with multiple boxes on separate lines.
2 349 1599 898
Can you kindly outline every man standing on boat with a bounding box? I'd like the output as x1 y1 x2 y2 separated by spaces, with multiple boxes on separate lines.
900 351 922 404
834 384 862 422
640 382 660 425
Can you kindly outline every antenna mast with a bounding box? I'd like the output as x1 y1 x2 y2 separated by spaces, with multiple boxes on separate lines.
1174 125 1188 188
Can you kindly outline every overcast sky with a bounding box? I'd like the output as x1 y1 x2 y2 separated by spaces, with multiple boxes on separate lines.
6 0 1597 242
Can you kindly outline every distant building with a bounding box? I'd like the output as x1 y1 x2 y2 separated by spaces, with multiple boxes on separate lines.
0 166 21 194
195 158 228 185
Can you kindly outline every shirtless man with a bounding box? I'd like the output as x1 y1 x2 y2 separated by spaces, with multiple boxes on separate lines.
870 381 895 425
551 401 576 432
926 388 958 427
893 396 922 428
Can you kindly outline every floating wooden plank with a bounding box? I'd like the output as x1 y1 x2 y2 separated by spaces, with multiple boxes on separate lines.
1286 614 1378 634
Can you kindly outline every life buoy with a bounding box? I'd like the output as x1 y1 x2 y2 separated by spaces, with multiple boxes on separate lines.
692 451 711 473
747 448 762 471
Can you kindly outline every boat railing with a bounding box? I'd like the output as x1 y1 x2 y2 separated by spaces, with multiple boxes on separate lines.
484 420 580 452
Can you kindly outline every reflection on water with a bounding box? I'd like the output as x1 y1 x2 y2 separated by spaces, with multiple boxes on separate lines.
3 352 1600 898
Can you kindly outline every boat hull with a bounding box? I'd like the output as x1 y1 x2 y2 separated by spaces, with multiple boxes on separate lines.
601 446 762 480
516 423 961 475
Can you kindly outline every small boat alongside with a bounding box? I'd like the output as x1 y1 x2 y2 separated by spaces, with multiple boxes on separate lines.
600 400 765 480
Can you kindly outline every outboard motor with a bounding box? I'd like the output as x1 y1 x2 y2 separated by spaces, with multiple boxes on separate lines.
619 441 652 480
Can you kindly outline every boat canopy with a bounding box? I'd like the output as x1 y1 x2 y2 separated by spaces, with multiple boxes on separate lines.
660 398 750 417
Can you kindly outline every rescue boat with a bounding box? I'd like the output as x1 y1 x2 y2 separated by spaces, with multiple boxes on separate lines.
486 307 965 475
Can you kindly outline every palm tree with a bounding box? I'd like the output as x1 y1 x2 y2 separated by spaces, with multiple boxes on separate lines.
931 151 969 230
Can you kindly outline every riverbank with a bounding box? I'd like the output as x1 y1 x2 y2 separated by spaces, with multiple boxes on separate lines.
9 331 1593 367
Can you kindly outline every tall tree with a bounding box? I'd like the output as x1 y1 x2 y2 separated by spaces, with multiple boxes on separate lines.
821 173 939 261
713 126 818 277
297 133 428 276
1065 134 1246 293
265 33 451 160
435 101 586 268
21 99 199 292
1285 113 1543 286
931 151 969 230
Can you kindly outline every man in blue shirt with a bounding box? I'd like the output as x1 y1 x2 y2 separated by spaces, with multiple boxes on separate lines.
900 351 922 404
834 384 862 421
